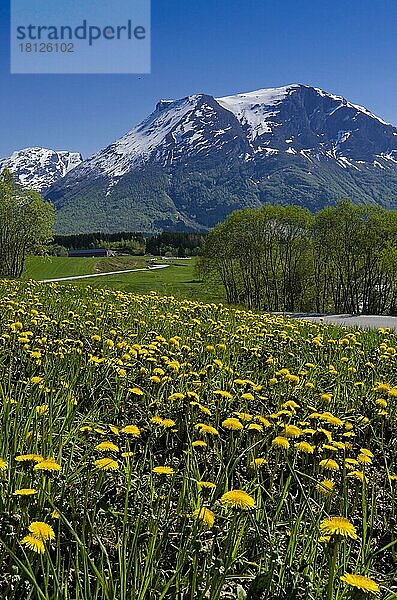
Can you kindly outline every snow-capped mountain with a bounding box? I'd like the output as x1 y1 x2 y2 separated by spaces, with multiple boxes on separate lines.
57 84 397 178
40 85 397 231
0 147 83 192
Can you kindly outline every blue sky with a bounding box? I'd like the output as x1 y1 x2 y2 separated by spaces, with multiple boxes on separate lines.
1 0 397 158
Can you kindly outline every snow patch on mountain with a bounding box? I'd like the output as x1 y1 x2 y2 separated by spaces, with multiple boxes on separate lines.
81 96 202 177
216 85 296 141
0 147 82 192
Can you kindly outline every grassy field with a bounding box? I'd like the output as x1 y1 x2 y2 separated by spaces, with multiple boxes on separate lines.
23 255 152 280
23 256 223 303
0 279 396 599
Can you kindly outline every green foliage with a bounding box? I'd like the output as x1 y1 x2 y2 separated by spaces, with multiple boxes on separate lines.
49 156 397 235
54 232 146 255
200 201 397 315
0 169 55 278
146 232 206 257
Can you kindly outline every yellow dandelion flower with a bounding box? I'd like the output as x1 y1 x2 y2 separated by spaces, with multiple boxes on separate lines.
357 453 372 465
151 416 164 425
192 440 207 448
95 458 119 471
28 521 55 541
360 448 374 458
152 466 174 475
272 436 290 450
322 444 338 452
168 392 184 401
220 490 256 510
254 416 271 427
282 400 300 409
284 425 303 438
95 441 119 452
340 573 380 595
15 454 44 463
192 507 215 529
197 481 216 489
94 428 106 435
320 516 357 539
308 412 321 420
250 458 268 468
195 423 219 436
109 425 120 436
295 441 315 454
375 398 387 408
35 404 49 415
129 387 144 396
197 404 212 416
316 479 335 495
319 458 339 471
214 390 232 399
247 423 263 433
121 425 141 437
79 426 93 433
0 458 7 471
51 510 60 519
13 488 37 496
21 535 45 554
233 412 252 421
121 451 134 458
241 393 254 401
34 459 61 472
331 441 346 450
319 412 343 427
222 418 243 431
347 470 368 483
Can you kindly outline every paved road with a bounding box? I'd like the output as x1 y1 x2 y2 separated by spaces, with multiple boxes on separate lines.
40 264 169 283
286 313 397 330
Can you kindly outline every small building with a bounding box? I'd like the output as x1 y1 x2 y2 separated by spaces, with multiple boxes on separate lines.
67 248 110 258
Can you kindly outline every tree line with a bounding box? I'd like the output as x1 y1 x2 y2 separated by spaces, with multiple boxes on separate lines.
199 201 397 315
54 231 205 257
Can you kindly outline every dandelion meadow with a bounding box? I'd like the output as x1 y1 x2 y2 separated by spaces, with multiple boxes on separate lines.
0 280 396 599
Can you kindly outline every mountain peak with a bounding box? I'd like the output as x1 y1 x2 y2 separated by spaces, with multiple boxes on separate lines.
4 84 397 234
0 147 83 192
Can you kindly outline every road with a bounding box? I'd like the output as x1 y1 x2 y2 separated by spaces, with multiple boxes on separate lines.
40 264 169 283
286 313 397 330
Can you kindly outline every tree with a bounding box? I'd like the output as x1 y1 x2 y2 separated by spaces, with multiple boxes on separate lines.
200 201 397 315
0 169 55 278
199 205 313 311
